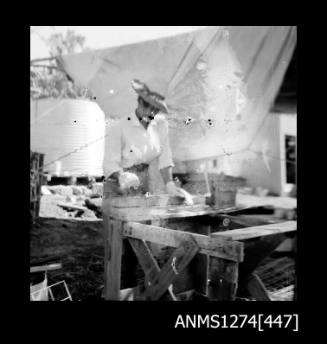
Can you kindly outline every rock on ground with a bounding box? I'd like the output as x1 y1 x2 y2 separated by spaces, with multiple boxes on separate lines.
47 185 74 196
41 186 52 195
39 194 101 220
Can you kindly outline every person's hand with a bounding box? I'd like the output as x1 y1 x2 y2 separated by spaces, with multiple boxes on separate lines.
118 172 140 191
166 181 194 205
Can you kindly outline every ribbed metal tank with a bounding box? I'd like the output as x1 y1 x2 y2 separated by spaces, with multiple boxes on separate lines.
30 99 105 177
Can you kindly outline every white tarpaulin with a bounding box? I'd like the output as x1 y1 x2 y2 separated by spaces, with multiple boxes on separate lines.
60 26 297 163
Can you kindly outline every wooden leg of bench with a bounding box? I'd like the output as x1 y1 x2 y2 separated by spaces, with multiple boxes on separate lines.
104 219 123 300
246 273 271 301
238 233 286 296
145 236 199 301
128 237 177 301
192 224 210 297
208 258 239 301
121 237 139 288
103 215 109 297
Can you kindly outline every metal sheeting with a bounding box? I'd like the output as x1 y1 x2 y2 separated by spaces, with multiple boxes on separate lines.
30 99 105 176
60 26 297 164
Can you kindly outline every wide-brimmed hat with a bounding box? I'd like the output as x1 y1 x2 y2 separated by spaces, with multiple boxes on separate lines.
131 79 169 114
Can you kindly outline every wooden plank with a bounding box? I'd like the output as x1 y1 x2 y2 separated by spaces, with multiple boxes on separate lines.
236 194 297 210
208 258 239 301
274 208 296 220
119 286 151 301
57 202 87 211
123 222 244 262
128 238 160 283
211 221 296 241
175 289 195 301
106 203 220 221
127 238 177 301
119 284 153 301
103 214 110 297
149 219 166 257
104 219 123 300
30 263 62 273
161 219 210 295
119 288 134 301
103 202 247 222
190 224 210 296
102 194 253 222
237 234 287 296
246 273 271 301
275 237 294 252
145 236 199 300
108 194 206 208
222 214 284 227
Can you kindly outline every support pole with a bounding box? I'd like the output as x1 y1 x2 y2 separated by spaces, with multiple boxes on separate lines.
104 219 123 300
208 257 239 301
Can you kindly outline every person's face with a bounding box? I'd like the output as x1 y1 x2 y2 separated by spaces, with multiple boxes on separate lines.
138 99 159 120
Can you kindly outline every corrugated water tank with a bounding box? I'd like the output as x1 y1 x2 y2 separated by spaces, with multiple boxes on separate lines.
30 99 105 177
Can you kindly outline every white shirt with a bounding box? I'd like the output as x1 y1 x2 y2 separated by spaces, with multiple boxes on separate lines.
103 112 174 178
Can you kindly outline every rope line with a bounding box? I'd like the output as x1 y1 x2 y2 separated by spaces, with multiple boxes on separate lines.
39 133 109 171
33 114 296 173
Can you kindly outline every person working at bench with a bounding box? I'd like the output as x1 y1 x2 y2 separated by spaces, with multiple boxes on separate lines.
103 79 193 203
102 80 193 296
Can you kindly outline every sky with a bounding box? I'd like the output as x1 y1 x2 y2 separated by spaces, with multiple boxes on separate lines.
30 26 209 60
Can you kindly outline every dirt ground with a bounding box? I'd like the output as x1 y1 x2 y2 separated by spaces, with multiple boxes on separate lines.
31 192 296 301
31 194 105 301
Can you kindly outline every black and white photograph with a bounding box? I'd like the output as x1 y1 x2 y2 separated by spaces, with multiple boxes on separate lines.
30 26 297 308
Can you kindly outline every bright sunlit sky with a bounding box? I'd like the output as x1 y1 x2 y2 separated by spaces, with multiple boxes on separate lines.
30 26 209 60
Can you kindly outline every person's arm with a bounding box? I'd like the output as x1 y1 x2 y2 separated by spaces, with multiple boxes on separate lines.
160 166 173 185
104 123 140 194
109 171 123 182
158 118 175 181
157 119 193 204
103 120 124 180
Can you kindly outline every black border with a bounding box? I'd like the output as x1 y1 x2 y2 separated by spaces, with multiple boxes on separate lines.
20 24 310 338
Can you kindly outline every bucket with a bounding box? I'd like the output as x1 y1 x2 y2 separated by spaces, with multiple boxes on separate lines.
209 184 236 208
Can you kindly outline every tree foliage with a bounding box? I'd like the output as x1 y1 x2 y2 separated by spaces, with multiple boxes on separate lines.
47 30 86 56
31 29 93 100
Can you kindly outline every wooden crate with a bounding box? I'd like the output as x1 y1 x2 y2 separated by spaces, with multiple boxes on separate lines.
182 173 245 208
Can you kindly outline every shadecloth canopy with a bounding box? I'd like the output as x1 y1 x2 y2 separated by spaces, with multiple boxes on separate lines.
60 26 297 163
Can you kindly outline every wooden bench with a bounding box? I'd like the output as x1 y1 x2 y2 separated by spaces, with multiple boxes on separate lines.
102 194 297 301
212 221 297 300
